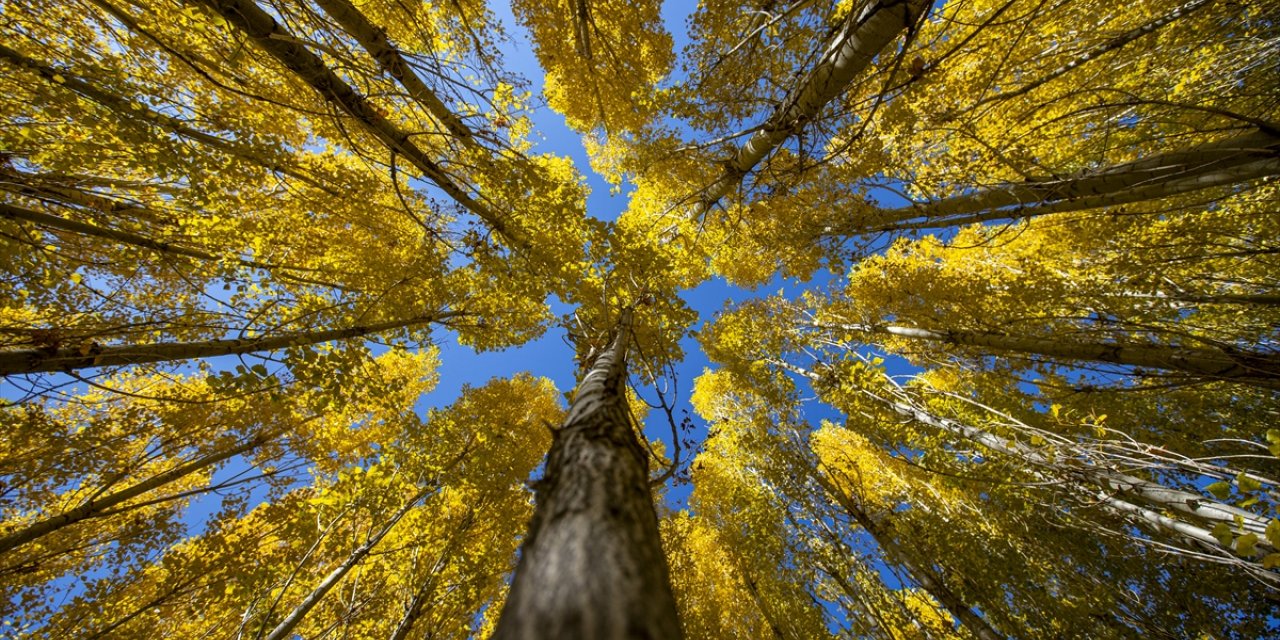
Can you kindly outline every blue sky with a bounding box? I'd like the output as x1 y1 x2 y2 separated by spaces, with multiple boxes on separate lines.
412 1 845 508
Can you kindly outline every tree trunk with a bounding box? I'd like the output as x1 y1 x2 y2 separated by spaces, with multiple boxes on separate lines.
698 0 928 213
493 312 683 640
831 129 1280 234
814 472 1006 640
262 485 432 640
198 0 523 248
0 432 269 557
827 321 1280 388
782 361 1275 554
0 313 454 376
0 42 323 189
311 0 475 144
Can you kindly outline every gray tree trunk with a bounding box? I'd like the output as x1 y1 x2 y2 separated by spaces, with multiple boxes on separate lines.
0 432 269 557
0 313 454 376
827 129 1280 234
198 0 523 248
697 0 928 214
816 476 1006 640
826 321 1280 388
493 312 683 639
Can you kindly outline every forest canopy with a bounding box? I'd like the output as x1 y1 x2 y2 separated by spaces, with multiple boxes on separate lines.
0 0 1277 638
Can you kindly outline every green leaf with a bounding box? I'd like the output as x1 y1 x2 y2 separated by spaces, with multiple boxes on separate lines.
1212 522 1233 547
1236 472 1262 493
1267 519 1280 548
1235 533 1259 556
1263 554 1280 570
1205 481 1231 500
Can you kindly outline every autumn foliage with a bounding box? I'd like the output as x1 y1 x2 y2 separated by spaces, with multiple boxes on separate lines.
1 0 1277 637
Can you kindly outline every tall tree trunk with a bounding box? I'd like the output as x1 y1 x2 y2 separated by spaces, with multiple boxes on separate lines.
262 484 432 640
814 473 1006 640
0 432 270 557
829 129 1280 234
824 321 1280 388
0 312 455 376
198 0 524 249
0 43 323 189
310 0 475 144
866 388 1275 543
493 312 683 639
698 0 928 214
781 361 1275 553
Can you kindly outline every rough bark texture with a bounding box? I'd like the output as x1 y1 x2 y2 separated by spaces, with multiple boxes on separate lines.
493 315 683 640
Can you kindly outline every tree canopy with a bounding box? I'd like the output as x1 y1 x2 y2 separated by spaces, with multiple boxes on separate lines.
1 0 1277 637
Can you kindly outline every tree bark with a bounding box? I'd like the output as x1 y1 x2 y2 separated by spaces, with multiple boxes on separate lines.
831 129 1280 234
493 311 683 640
815 473 1006 640
198 0 524 249
783 361 1275 553
262 485 432 640
825 321 1280 388
0 313 454 376
0 432 269 557
311 0 476 144
698 0 928 214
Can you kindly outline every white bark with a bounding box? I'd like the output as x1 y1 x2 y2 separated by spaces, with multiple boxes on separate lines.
832 130 1280 233
262 485 432 640
825 322 1280 388
782 362 1274 553
698 0 928 213
0 313 454 376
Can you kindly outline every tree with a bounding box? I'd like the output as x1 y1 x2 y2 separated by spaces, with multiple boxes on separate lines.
2 0 1278 638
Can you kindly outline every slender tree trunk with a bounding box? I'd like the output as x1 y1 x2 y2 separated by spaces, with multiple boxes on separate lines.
0 201 350 291
386 509 475 640
812 472 1006 640
830 129 1280 234
0 312 453 376
825 321 1280 388
698 0 928 213
0 43 323 189
310 0 475 144
199 0 523 248
262 485 432 640
783 361 1275 551
870 391 1275 543
0 432 269 557
493 312 683 640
